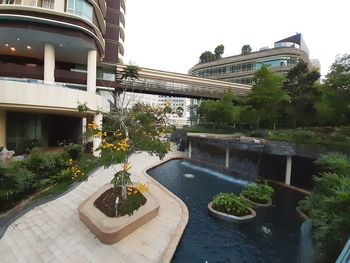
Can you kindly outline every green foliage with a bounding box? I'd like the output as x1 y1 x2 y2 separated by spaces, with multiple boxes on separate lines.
214 44 224 59
246 65 289 129
25 149 69 180
212 192 251 216
199 50 216 63
77 101 89 112
198 92 243 127
111 170 132 190
50 169 72 183
315 152 350 174
117 188 147 216
0 162 35 204
241 44 252 55
247 129 269 138
64 144 83 161
119 65 140 81
298 152 350 263
103 103 173 162
316 54 350 126
241 182 274 204
282 61 320 127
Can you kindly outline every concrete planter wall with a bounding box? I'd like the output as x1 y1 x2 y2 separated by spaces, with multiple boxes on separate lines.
208 202 256 222
240 195 272 207
78 184 160 244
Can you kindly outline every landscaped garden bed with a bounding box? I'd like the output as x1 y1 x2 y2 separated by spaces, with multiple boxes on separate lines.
208 192 256 222
0 144 99 215
241 181 274 207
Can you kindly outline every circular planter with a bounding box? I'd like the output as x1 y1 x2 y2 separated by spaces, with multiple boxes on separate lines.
240 194 272 207
208 202 256 222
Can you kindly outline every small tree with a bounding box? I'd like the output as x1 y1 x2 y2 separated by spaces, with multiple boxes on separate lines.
246 65 290 129
282 61 320 127
198 92 242 128
199 51 216 63
316 54 350 125
88 104 173 201
241 45 252 55
79 65 173 207
214 44 224 59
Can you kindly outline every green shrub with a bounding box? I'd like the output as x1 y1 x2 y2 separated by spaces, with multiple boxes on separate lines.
212 192 251 216
25 149 69 180
50 169 72 183
118 188 147 216
291 129 319 142
241 182 274 204
248 129 268 138
64 144 83 161
0 162 35 205
298 152 350 263
315 152 350 173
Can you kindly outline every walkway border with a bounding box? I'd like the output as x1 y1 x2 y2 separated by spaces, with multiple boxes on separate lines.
142 156 189 263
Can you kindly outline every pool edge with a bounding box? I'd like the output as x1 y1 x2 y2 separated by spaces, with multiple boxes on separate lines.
142 155 189 263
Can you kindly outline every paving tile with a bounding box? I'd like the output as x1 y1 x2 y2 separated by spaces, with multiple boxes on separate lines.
1 151 186 263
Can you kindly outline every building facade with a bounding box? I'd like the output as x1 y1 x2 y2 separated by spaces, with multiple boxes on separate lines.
0 0 126 153
189 34 316 85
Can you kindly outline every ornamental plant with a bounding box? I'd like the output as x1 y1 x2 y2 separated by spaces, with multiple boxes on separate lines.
87 103 173 201
298 152 350 263
212 192 251 216
241 181 274 204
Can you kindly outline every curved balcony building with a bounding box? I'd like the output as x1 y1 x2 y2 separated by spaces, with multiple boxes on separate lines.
0 0 125 153
189 34 315 85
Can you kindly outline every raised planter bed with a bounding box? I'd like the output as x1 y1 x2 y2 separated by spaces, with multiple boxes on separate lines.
240 194 272 207
208 202 256 222
78 184 160 244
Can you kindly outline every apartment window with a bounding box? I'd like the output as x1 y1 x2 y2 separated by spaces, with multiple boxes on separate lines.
67 0 93 22
1 0 15 4
38 0 54 8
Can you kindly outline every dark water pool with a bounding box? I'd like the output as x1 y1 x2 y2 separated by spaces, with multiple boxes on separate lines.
147 159 306 263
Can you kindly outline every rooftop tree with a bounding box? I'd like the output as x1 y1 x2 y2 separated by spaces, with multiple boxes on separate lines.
241 45 252 55
214 44 224 59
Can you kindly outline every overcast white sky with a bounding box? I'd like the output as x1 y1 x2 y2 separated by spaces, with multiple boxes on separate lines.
123 0 350 78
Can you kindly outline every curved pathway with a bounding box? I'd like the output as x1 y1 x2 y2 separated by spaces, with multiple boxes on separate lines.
0 150 188 263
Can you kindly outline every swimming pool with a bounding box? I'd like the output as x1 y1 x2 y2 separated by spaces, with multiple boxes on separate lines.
147 159 306 263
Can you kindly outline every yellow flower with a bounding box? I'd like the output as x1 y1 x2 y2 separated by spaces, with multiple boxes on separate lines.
88 122 97 130
122 162 131 173
135 183 149 194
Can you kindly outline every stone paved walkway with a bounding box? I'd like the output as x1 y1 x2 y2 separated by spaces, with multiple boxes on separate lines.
0 151 187 263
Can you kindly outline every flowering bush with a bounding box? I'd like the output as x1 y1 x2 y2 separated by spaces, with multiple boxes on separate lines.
87 103 174 202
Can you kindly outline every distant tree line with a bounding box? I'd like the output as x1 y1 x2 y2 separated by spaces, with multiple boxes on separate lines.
198 53 350 129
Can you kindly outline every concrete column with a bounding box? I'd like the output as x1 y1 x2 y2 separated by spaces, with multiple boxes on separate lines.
87 49 97 93
0 110 6 147
225 147 229 168
93 114 102 157
44 43 55 84
188 140 192 159
285 155 292 185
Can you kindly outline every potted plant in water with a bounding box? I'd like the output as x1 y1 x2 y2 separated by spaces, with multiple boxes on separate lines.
208 192 256 222
78 102 174 244
241 181 274 207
